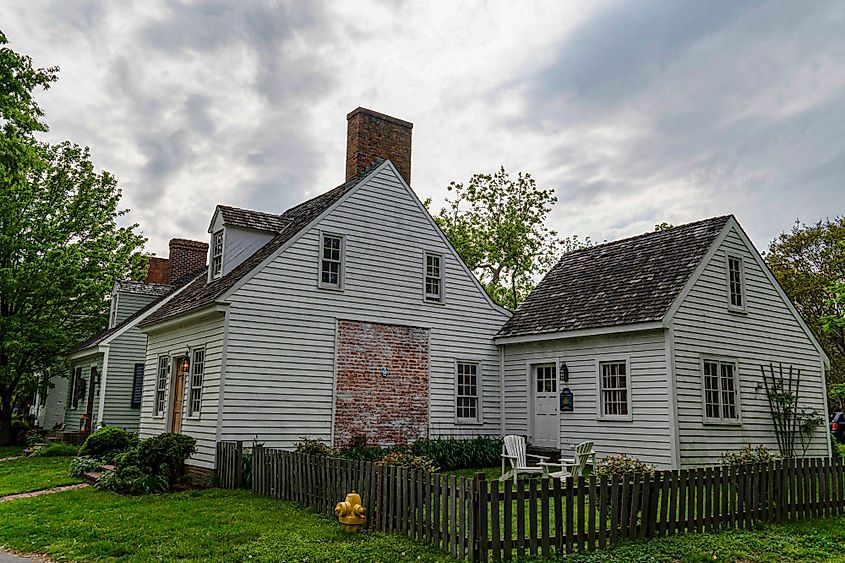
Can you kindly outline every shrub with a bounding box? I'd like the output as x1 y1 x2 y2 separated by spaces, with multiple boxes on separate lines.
95 468 169 495
80 426 134 459
720 444 779 466
69 456 102 478
29 442 78 457
26 431 46 446
377 450 436 473
409 436 503 471
294 437 336 457
595 454 656 477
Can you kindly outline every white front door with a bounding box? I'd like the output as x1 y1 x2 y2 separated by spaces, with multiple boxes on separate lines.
533 364 559 449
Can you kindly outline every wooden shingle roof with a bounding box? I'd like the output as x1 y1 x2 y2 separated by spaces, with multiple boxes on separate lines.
140 175 365 327
497 215 731 338
214 205 290 233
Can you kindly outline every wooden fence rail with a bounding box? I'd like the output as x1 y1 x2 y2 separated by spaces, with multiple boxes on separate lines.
215 443 845 562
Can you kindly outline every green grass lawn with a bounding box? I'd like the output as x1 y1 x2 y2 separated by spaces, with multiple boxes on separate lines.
560 516 845 562
0 487 456 562
0 455 80 496
0 445 24 458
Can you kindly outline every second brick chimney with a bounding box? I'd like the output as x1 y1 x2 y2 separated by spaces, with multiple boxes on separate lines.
345 108 413 185
167 238 209 284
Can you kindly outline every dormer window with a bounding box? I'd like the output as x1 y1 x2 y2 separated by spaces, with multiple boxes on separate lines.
726 254 745 312
211 231 224 279
319 233 344 289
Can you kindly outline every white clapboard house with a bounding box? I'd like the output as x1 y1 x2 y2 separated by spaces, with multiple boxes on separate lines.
137 108 512 471
496 216 831 468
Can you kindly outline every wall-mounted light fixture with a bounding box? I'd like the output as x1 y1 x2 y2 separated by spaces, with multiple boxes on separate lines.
561 362 570 383
180 347 192 374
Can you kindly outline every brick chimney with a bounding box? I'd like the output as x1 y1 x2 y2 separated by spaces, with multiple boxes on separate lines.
167 238 208 284
345 108 413 185
144 257 170 285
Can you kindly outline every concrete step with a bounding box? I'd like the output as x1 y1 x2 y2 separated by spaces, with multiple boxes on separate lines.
97 464 115 473
82 471 101 485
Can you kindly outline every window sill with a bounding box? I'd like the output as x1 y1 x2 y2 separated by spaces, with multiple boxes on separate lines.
423 298 445 306
455 419 483 426
596 415 633 422
727 307 747 315
703 418 742 427
318 284 344 292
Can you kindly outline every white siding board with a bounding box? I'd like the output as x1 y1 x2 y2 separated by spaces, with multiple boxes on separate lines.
221 165 509 451
502 330 673 468
672 226 827 466
138 314 224 469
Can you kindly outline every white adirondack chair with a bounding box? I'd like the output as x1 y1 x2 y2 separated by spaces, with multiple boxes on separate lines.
539 441 597 480
499 435 549 483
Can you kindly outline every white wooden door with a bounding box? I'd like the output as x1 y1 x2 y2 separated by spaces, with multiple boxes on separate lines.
533 364 558 449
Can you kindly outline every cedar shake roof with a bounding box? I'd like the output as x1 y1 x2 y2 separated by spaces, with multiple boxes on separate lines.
140 174 367 327
71 275 196 353
497 215 732 339
113 280 173 297
214 205 290 233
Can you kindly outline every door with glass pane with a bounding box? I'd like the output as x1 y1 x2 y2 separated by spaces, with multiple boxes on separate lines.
533 363 559 449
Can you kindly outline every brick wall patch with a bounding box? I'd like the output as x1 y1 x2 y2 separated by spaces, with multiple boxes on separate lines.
334 320 429 448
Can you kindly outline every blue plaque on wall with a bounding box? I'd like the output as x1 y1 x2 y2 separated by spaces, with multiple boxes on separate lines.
560 388 574 411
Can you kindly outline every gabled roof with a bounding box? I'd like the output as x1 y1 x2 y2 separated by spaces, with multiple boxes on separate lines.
497 215 732 338
212 205 290 233
140 174 366 327
71 274 196 354
113 280 173 297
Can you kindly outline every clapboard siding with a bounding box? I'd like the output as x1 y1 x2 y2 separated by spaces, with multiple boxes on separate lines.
64 355 103 430
221 227 274 277
501 330 673 468
114 292 157 324
221 164 509 451
138 313 225 469
100 328 146 431
672 226 828 466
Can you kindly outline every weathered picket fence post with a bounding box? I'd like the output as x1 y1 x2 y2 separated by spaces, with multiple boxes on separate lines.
471 471 487 562
252 444 264 494
234 440 244 488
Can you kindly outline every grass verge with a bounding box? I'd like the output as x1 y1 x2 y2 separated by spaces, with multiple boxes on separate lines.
0 445 24 458
0 456 79 496
0 487 455 562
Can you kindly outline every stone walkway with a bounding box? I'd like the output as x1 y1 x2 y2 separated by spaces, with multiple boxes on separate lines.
0 483 89 503
0 457 22 463
0 550 53 562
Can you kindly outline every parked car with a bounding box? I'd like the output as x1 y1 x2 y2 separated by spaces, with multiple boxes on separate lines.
831 412 845 443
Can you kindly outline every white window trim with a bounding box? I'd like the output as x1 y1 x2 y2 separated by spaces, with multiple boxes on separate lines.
423 251 445 304
454 359 482 425
699 355 742 426
317 231 345 291
154 355 169 419
725 253 747 313
109 294 120 328
210 230 225 280
186 347 205 419
595 355 633 421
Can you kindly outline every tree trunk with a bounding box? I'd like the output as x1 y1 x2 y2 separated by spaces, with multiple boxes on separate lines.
0 401 14 446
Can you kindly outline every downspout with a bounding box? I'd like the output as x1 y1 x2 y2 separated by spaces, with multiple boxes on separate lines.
499 344 506 436
665 325 681 469
96 346 110 428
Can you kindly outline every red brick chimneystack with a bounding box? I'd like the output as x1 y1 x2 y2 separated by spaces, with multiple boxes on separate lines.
345 107 413 185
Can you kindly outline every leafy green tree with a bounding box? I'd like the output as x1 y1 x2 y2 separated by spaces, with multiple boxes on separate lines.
0 31 146 443
654 222 673 231
428 167 587 310
766 218 845 393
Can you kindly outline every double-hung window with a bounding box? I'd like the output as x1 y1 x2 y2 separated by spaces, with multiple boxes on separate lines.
155 356 169 416
598 360 630 418
726 254 746 311
456 361 480 423
425 252 443 302
211 230 224 279
702 358 739 422
188 349 205 416
319 233 344 289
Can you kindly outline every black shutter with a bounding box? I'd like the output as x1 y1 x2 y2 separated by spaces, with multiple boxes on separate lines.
131 363 144 408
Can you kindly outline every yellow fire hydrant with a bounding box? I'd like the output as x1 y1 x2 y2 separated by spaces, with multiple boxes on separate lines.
335 491 366 533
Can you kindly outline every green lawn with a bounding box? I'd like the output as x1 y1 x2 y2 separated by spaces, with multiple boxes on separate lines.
0 445 24 458
0 487 456 562
0 455 80 496
561 517 845 562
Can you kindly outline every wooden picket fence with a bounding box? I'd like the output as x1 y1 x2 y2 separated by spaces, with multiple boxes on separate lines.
215 442 845 562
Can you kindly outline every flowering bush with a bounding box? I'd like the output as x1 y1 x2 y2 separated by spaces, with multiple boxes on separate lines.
594 454 655 477
294 437 337 457
720 444 779 466
376 451 436 473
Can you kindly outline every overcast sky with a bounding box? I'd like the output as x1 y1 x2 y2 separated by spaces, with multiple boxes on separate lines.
4 1 844 256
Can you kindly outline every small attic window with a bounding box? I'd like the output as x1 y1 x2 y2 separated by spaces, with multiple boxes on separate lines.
211 231 224 279
726 254 745 312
